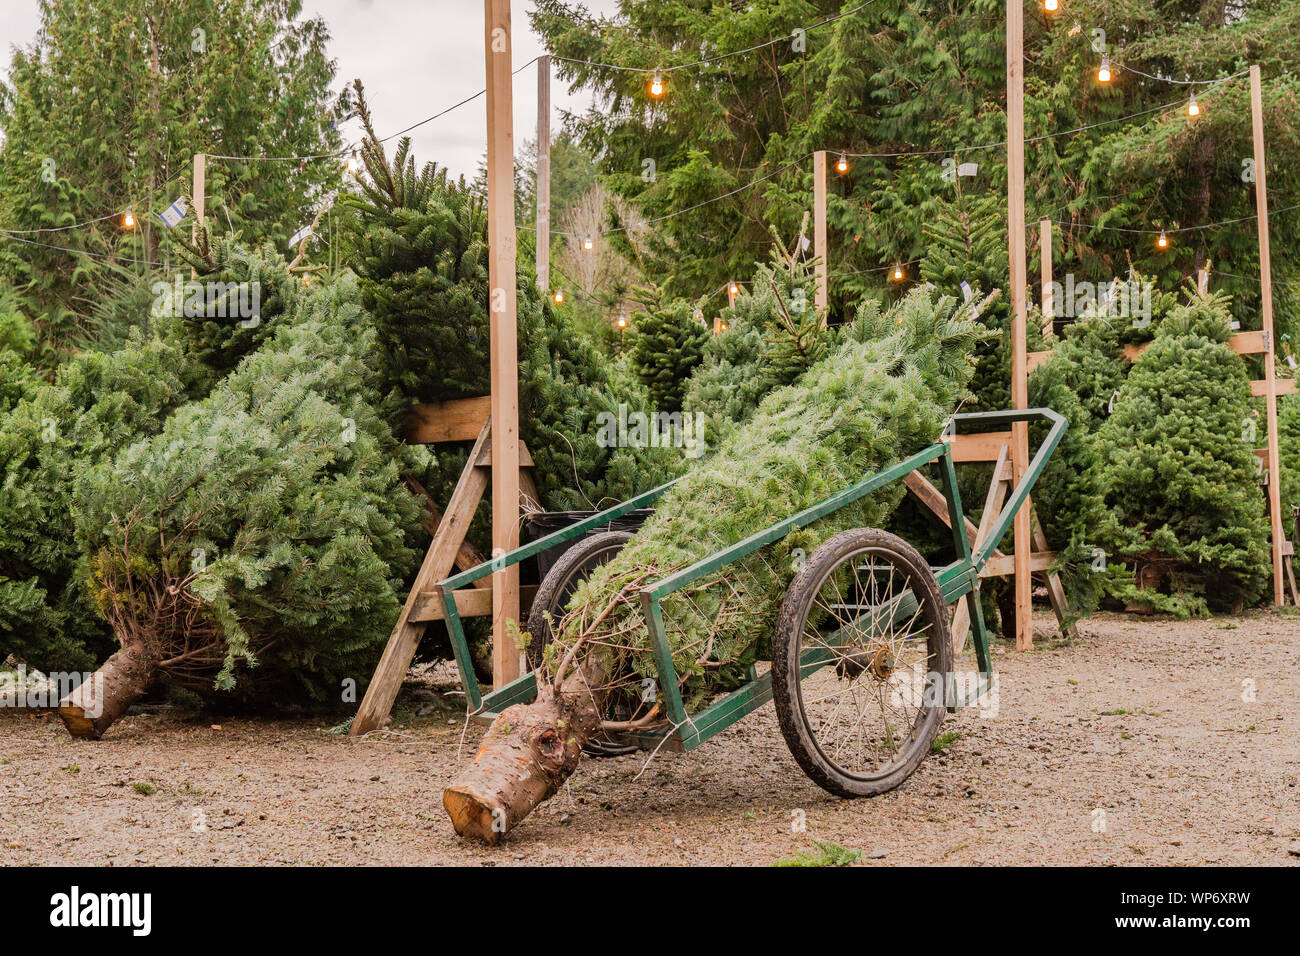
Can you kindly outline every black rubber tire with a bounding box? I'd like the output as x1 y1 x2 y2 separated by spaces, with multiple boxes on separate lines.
525 530 634 668
772 527 951 798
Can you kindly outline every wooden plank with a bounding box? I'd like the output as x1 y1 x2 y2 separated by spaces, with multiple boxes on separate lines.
191 153 205 279
410 585 538 623
350 419 493 736
473 442 535 468
1027 349 1049 373
535 55 550 292
403 475 491 589
1124 334 1269 362
813 150 828 324
486 0 522 687
1006 0 1032 651
1229 330 1268 355
1040 218 1053 339
1252 64 1285 605
1032 509 1074 637
945 430 1016 463
405 396 492 444
982 551 1058 578
1250 378 1297 398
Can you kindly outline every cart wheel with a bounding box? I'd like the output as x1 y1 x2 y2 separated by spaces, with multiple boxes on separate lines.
772 528 951 798
526 530 638 758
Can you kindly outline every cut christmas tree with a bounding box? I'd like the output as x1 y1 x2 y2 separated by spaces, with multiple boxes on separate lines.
443 284 992 842
62 275 423 738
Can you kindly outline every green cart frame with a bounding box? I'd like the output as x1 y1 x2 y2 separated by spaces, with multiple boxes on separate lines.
437 408 1066 779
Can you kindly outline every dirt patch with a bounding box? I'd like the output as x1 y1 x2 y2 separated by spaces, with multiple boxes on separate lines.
2 610 1298 865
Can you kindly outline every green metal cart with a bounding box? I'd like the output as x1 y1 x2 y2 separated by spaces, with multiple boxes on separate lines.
438 408 1066 797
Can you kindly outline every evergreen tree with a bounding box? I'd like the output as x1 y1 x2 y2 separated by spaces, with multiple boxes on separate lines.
628 293 708 411
340 85 682 514
1095 293 1271 614
69 273 423 735
0 0 346 351
0 332 197 672
683 231 827 439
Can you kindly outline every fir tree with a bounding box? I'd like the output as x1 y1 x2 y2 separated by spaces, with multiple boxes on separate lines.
69 272 423 734
0 332 197 671
628 292 708 412
1095 294 1271 614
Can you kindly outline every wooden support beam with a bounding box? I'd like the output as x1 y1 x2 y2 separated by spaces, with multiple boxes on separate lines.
944 430 1016 463
485 0 522 686
1251 378 1297 398
1039 218 1053 339
1027 349 1049 373
535 55 551 292
405 396 492 444
403 475 492 589
1032 510 1073 637
1006 0 1032 651
350 421 493 736
1124 332 1271 364
813 150 828 324
410 585 539 623
981 551 1058 578
191 153 205 278
1253 63 1285 604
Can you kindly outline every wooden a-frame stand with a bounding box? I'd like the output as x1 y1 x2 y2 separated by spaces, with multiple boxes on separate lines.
904 437 1074 653
350 406 539 736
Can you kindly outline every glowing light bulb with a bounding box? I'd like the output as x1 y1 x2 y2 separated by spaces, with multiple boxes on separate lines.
617 315 627 329
122 211 135 229
1188 92 1200 117
1157 230 1168 249
1098 55 1111 84
892 263 904 281
649 74 664 98
836 153 848 174
583 237 594 251
554 289 564 305
1044 0 1059 10
346 152 359 174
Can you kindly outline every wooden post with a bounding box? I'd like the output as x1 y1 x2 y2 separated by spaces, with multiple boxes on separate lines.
535 55 551 292
1006 0 1032 650
191 153 206 278
485 0 522 686
1039 218 1053 338
1250 64 1286 606
813 150 828 325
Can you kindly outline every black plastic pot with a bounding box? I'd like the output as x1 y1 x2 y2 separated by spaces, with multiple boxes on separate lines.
522 508 654 581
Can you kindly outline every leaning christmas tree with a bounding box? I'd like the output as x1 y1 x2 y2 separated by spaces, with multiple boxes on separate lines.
443 284 992 841
61 276 422 738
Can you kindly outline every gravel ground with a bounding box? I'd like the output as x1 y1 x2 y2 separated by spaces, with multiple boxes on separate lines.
3 610 1298 866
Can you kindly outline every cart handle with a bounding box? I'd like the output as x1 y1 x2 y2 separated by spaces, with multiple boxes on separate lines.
949 408 1068 571
436 476 682 594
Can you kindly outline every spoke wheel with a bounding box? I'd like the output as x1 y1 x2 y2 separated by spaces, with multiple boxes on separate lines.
772 528 951 797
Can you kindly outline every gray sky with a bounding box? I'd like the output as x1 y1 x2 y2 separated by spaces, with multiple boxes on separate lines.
0 0 619 179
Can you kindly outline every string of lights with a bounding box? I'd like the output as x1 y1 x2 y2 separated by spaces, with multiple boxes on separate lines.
552 0 882 83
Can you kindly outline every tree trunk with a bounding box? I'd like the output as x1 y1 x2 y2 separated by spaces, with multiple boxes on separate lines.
58 643 158 740
442 660 605 844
